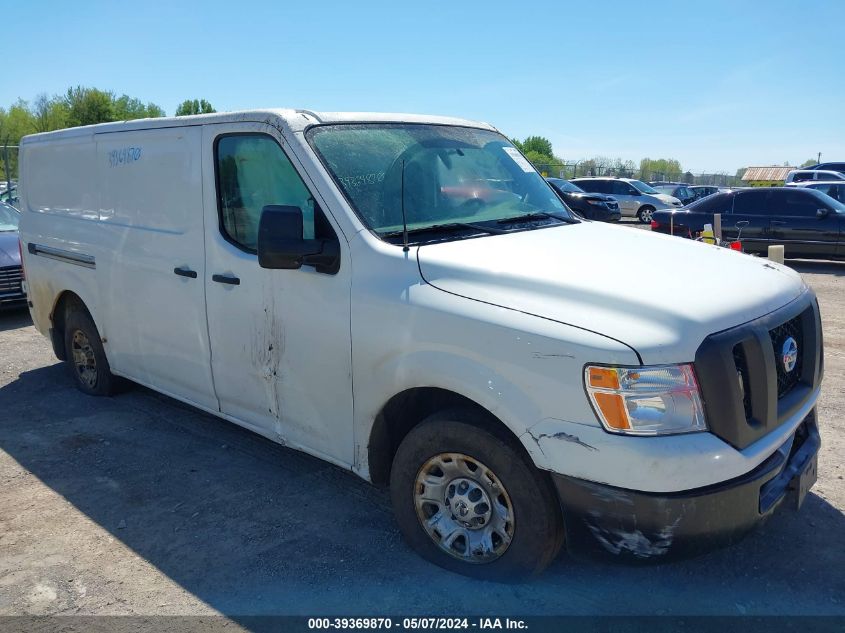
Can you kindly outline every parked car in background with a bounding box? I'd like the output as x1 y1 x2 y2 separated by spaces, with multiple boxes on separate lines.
651 187 844 260
545 177 621 222
0 186 19 208
801 162 845 174
785 169 845 184
690 185 728 200
653 184 696 205
0 201 25 308
571 177 682 223
791 180 845 203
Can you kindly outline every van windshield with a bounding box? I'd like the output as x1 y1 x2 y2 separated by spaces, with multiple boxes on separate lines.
307 124 576 237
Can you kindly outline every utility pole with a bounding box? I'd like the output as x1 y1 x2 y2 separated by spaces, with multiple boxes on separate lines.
818 152 822 165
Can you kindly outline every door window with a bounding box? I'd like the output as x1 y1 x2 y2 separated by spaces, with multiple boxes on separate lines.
578 180 609 193
783 191 823 217
215 134 318 251
733 190 778 215
610 181 635 196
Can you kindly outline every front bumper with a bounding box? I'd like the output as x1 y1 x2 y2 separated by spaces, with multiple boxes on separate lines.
552 411 820 561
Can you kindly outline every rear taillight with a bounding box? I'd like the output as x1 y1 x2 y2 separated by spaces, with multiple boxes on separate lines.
650 220 660 229
18 238 25 279
729 241 742 251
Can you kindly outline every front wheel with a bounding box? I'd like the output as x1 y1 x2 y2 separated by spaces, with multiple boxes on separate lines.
390 410 564 580
637 205 655 224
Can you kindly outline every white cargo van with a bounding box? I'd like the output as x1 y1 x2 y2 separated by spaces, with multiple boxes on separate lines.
18 110 822 578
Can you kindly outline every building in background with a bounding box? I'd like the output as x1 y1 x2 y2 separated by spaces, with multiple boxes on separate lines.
741 166 795 187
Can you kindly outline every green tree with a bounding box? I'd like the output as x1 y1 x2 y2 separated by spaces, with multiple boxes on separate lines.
65 87 114 126
32 94 68 133
63 86 165 127
521 135 554 157
175 99 216 116
639 157 683 181
800 158 817 167
113 95 165 120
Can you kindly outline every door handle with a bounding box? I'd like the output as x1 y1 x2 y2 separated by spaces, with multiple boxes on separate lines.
173 267 198 278
212 274 240 285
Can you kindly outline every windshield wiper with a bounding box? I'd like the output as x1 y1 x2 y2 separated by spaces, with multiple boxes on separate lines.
382 222 506 238
497 211 578 225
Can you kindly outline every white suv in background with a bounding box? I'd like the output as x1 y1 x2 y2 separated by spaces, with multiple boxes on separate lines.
785 169 845 185
571 177 682 223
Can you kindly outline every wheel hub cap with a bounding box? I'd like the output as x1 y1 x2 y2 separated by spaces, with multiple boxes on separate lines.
71 329 98 388
414 453 515 564
446 477 492 528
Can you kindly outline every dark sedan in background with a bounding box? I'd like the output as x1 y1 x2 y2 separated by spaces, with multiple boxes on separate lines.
653 184 696 205
0 201 25 308
650 188 844 260
546 177 621 222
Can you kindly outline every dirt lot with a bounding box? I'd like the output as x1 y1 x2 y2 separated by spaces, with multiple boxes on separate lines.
1 251 843 617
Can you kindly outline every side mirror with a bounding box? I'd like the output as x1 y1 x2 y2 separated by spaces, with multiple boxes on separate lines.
257 205 340 274
816 208 829 218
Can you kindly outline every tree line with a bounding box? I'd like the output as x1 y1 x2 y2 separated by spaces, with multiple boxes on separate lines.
0 87 216 145
512 135 820 186
511 135 704 183
0 87 216 179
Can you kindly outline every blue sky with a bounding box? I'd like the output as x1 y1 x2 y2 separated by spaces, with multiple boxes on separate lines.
7 0 844 173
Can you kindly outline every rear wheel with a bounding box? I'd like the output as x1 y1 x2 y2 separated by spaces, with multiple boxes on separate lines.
63 306 117 396
637 205 655 224
390 410 564 580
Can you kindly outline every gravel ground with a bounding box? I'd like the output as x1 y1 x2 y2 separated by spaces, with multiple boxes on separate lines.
0 253 843 617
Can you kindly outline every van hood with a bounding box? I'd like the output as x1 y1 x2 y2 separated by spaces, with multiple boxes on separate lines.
416 222 807 364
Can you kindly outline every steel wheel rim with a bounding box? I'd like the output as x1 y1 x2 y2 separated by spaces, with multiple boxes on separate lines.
71 329 98 388
414 452 515 564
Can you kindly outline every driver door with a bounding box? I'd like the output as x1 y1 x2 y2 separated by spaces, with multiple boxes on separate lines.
200 122 354 465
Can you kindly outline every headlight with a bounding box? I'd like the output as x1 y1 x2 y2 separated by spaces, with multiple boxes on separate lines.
584 364 706 435
586 199 605 206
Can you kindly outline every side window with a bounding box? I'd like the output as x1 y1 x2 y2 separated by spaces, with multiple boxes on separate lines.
783 192 824 217
579 180 605 193
215 134 319 251
689 192 732 214
610 181 633 196
733 190 774 215
792 172 815 183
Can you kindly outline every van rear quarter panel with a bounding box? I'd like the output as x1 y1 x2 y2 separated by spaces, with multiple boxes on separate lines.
21 126 215 407
21 134 102 335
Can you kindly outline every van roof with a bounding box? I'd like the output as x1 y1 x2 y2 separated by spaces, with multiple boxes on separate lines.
21 109 498 144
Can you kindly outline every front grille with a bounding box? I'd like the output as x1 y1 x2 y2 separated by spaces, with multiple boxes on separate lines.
696 294 820 449
0 265 23 295
769 315 804 399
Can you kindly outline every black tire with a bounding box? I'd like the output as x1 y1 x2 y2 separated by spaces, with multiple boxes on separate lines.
63 305 117 396
637 205 655 224
390 409 564 581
